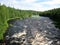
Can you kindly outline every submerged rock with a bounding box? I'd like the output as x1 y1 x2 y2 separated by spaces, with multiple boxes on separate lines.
4 17 60 45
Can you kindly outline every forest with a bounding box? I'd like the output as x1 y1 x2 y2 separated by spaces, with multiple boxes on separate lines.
0 4 39 40
39 8 60 29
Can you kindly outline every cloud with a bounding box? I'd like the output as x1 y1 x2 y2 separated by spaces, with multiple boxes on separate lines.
0 0 60 11
41 0 60 5
22 0 36 3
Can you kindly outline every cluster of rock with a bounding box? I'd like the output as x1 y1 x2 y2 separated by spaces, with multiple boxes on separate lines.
4 17 60 45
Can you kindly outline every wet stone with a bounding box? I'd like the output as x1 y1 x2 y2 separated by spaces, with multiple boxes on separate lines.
4 17 60 45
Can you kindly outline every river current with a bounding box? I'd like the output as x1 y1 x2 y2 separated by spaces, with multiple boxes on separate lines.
4 16 60 45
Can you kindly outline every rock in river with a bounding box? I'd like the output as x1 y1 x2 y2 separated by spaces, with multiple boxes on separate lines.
4 17 60 45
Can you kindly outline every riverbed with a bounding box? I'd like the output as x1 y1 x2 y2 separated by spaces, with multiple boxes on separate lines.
4 16 60 45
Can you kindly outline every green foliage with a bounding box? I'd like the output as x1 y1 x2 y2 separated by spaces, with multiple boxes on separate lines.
0 5 39 40
39 8 60 29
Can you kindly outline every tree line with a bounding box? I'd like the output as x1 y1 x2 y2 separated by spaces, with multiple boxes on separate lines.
39 8 60 29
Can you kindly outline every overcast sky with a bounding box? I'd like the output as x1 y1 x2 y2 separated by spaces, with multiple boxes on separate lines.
0 0 60 11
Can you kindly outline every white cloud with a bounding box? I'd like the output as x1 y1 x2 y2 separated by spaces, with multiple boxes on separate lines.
0 0 60 11
41 0 60 5
22 0 36 3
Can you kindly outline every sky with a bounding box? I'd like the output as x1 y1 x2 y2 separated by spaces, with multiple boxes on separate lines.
0 0 60 11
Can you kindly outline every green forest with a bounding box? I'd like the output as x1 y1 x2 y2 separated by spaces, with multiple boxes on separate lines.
0 4 39 40
39 8 60 29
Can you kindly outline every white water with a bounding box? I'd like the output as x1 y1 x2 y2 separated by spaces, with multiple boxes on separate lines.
4 16 60 45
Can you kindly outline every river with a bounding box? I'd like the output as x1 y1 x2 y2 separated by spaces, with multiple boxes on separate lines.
4 16 60 45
